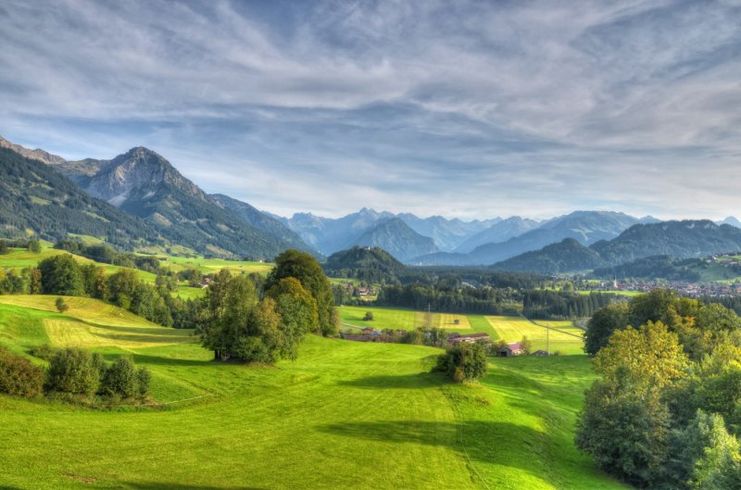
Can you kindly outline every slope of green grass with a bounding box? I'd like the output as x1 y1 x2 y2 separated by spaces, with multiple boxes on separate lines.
0 299 620 489
0 247 157 282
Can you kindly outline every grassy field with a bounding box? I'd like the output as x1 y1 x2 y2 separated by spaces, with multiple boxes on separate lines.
339 305 471 331
0 297 622 489
155 255 274 276
486 316 585 355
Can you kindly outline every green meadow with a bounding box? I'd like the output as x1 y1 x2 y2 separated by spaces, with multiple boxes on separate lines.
0 298 622 489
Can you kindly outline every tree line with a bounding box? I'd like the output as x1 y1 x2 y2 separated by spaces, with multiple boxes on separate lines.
371 283 621 319
577 289 740 488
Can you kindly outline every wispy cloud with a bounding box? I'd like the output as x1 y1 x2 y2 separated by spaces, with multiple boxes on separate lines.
1 0 739 219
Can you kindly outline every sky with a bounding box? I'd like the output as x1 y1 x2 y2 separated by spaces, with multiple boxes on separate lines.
1 0 740 220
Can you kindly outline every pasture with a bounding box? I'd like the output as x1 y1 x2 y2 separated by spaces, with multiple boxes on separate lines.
0 299 622 489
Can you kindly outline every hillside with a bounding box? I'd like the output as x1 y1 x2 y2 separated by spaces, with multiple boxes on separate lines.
353 218 438 262
0 299 623 489
0 135 65 165
592 220 741 265
54 146 301 259
490 220 741 276
0 148 162 249
417 211 640 266
210 193 314 253
324 246 405 282
491 238 607 274
592 254 741 282
455 217 540 253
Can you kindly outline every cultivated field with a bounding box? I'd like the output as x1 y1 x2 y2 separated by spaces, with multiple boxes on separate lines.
339 305 471 331
485 316 585 355
0 300 622 489
338 306 585 354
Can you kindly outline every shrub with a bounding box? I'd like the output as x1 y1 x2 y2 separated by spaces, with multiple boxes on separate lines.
435 343 488 383
45 348 102 396
100 357 138 398
27 239 41 254
0 347 44 397
55 297 69 313
28 344 56 361
0 240 8 255
363 311 374 321
136 367 151 398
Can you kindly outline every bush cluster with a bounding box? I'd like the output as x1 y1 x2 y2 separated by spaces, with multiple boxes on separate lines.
0 346 151 404
434 343 488 383
0 347 45 397
45 348 151 401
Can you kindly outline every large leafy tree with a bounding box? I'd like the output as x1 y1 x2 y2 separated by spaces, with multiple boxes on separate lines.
267 277 318 360
584 302 629 355
38 254 85 296
265 250 337 336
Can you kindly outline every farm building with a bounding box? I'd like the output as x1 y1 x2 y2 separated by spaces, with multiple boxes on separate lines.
448 332 490 345
498 342 524 357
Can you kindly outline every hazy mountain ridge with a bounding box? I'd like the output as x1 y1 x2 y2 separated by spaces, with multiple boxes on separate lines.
489 220 741 274
210 193 314 254
414 211 641 266
353 218 438 262
396 213 501 251
455 217 541 253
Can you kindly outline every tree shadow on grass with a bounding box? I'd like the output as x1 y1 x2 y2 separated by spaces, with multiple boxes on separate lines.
318 420 552 483
337 372 447 389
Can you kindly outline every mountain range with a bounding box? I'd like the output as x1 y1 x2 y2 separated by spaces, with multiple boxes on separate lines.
412 211 649 266
1 137 311 259
1 134 738 270
491 220 741 275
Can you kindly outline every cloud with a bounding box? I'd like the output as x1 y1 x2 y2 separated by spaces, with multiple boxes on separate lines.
0 0 739 219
